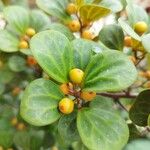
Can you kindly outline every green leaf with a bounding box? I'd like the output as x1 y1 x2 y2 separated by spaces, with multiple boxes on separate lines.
93 0 102 4
4 6 30 35
128 123 140 141
8 55 26 72
99 24 124 50
126 2 149 26
13 131 30 150
72 141 88 150
76 0 84 8
72 39 103 70
79 4 111 22
20 78 63 126
129 89 150 126
0 66 14 84
0 30 19 52
14 130 44 150
48 23 74 41
30 9 51 32
58 112 79 145
0 130 14 148
148 115 150 126
36 0 71 22
77 107 129 150
90 96 114 109
0 0 4 11
83 50 137 92
142 34 150 53
100 0 123 13
0 84 5 95
30 130 44 150
30 30 73 83
118 18 141 41
124 139 150 150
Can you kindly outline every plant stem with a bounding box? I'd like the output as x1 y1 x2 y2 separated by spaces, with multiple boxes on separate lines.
114 98 128 112
97 92 137 99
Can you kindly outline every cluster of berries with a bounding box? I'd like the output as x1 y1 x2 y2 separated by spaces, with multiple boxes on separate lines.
58 68 96 114
19 28 36 49
66 3 95 40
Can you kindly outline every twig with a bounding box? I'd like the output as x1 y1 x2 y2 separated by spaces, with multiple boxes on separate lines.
114 98 128 112
97 92 137 99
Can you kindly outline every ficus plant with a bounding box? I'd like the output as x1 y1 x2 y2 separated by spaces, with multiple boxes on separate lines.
0 0 150 150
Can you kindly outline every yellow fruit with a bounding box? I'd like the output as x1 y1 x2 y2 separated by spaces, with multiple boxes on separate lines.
124 36 132 47
146 70 150 79
19 40 29 49
82 30 94 40
12 87 21 96
59 98 74 114
0 146 3 150
26 28 36 37
60 83 73 95
68 20 81 32
27 56 37 66
11 117 18 126
128 56 136 64
66 3 77 14
17 123 26 131
69 68 84 84
81 91 96 101
134 21 148 35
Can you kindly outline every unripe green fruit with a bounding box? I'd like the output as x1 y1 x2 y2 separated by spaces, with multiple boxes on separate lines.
59 98 74 114
66 3 77 14
69 68 84 84
68 20 81 32
134 21 148 35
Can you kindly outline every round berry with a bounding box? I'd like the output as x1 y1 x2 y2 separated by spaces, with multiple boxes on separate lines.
134 21 148 35
60 82 73 95
69 68 84 84
59 98 74 114
81 91 96 101
124 36 132 47
19 40 29 49
68 20 81 32
27 56 37 66
82 30 94 40
26 28 36 37
66 3 77 15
